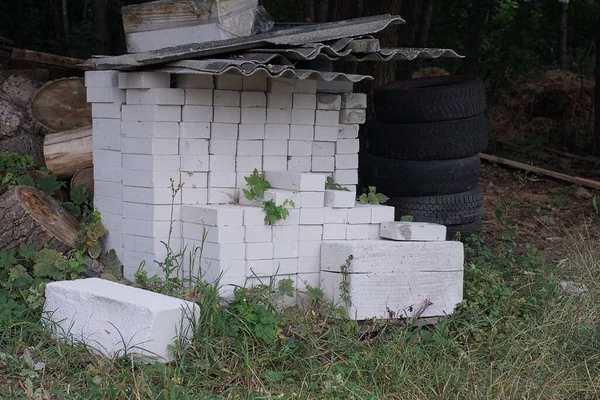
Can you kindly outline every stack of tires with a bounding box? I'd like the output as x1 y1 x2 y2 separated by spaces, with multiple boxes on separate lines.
360 76 488 240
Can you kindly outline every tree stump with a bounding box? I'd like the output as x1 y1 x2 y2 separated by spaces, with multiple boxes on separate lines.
71 167 94 197
31 77 91 132
0 186 79 253
43 125 92 178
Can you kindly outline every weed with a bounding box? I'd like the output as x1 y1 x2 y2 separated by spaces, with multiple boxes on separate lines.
242 169 296 224
339 255 353 309
325 176 350 191
400 215 414 222
359 186 389 205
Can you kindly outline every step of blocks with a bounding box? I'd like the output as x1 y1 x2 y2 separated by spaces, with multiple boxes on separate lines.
43 278 199 363
380 221 447 242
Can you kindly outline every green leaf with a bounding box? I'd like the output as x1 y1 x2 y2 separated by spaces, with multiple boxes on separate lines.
18 244 37 262
70 184 89 206
33 249 67 280
36 175 64 196
277 278 295 297
358 193 368 204
8 265 33 289
17 174 35 187
375 192 389 204
0 251 18 269
87 241 102 259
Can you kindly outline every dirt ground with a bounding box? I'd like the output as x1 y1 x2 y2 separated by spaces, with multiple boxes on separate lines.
480 160 598 263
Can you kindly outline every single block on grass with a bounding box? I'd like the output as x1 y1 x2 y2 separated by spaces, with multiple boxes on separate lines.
43 278 198 363
380 221 447 242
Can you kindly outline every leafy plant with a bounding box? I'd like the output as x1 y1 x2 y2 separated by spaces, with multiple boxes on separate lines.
325 176 350 192
400 215 414 222
243 169 271 201
62 184 93 221
359 186 389 205
74 212 108 259
0 153 34 187
339 255 353 309
227 285 281 342
262 199 295 225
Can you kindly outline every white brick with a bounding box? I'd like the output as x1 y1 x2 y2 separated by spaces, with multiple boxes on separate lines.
203 242 245 260
123 154 180 171
273 242 299 259
235 141 262 157
295 79 318 94
293 94 316 110
94 166 122 182
300 208 325 225
95 196 122 215
176 74 214 89
209 155 236 172
316 80 353 93
93 149 121 168
348 205 372 224
181 106 213 122
238 124 265 140
242 206 267 226
122 138 179 155
311 157 335 172
298 240 321 257
246 260 274 277
287 157 312 172
272 225 299 242
100 213 122 232
92 103 121 119
44 279 198 363
241 108 267 124
335 154 359 169
380 221 445 242
263 140 288 156
323 224 347 240
242 75 268 91
299 225 323 241
265 124 290 140
266 108 292 124
196 259 245 282
300 191 325 208
208 171 236 188
370 205 396 224
336 139 359 154
274 258 298 275
236 156 262 172
246 242 273 260
179 138 209 155
126 88 184 105
338 124 359 139
122 187 181 205
209 139 237 155
312 142 335 156
315 110 339 126
323 207 348 224
213 107 240 124
340 109 366 124
86 87 125 103
288 140 312 156
85 71 119 87
215 74 243 91
291 109 315 125
245 225 272 243
122 105 181 122
314 126 339 142
95 181 123 199
317 94 341 111
211 123 237 140
185 89 213 105
181 187 208 205
324 189 355 208
263 156 288 171
181 155 209 172
199 225 245 243
182 205 243 226
118 72 170 89
265 171 327 192
297 257 320 274
208 187 238 203
343 185 356 193
122 218 181 238
181 171 208 188
122 170 180 188
180 122 210 139
121 121 180 139
241 91 267 108
267 92 292 109
369 224 381 240
346 224 371 240
289 125 314 141
269 78 296 93
213 90 240 107
341 93 367 109
93 120 121 150
274 208 300 226
334 169 358 185
123 235 181 254
264 189 300 207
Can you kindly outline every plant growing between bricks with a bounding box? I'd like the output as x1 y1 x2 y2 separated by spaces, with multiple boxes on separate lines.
243 169 295 225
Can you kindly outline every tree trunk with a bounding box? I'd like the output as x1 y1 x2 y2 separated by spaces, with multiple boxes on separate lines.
458 0 495 75
62 0 69 48
0 98 42 139
419 0 435 47
44 125 93 178
559 2 569 70
0 186 79 253
0 132 45 166
71 167 94 197
93 0 110 55
31 77 91 132
0 72 43 109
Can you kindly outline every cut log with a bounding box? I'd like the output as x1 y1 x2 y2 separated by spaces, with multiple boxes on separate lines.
71 167 94 196
44 125 92 178
31 78 91 132
0 186 79 252
0 97 40 138
0 72 43 109
0 131 44 166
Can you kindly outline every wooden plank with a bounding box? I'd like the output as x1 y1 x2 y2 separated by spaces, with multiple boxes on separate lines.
12 48 86 70
479 153 600 190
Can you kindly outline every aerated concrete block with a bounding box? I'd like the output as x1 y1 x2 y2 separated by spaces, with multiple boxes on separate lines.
324 190 355 208
265 171 327 192
379 222 447 242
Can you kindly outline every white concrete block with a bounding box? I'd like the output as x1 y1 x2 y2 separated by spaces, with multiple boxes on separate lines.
179 122 210 139
323 207 348 224
315 110 340 126
312 142 335 156
92 103 121 119
341 93 367 109
122 138 179 155
380 221 446 242
100 212 122 231
265 171 327 192
122 218 181 239
369 224 381 240
185 89 213 106
295 79 318 94
209 139 237 155
126 89 184 105
293 94 317 110
298 240 321 257
235 140 262 156
176 74 214 89
288 140 312 157
320 241 464 319
291 109 315 125
299 208 325 225
203 242 246 260
267 92 293 109
242 75 268 91
300 191 325 208
122 170 180 188
238 124 265 140
241 206 267 226
370 205 396 224
181 106 213 122
335 154 359 169
121 121 179 139
272 225 299 242
196 259 245 282
299 225 323 241
348 205 372 224
181 155 209 172
316 80 353 93
311 157 335 172
342 184 356 193
123 234 182 255
346 224 371 240
269 78 296 93
93 149 121 168
94 166 122 183
297 257 320 274
180 186 209 205
122 105 181 122
333 169 358 185
208 187 238 204
236 156 262 172
85 71 119 87
199 225 245 243
263 156 288 171
340 109 366 124
336 139 359 154
213 107 240 124
317 94 341 111
241 107 267 124
123 203 180 222
123 154 180 171
93 127 120 151
324 189 355 208
314 126 339 142
122 250 162 276
246 242 274 260
209 155 236 172
210 123 237 140
87 87 126 103
274 258 298 275
273 242 299 259
44 278 198 363
122 187 181 206
182 205 244 226
181 171 208 188
338 124 359 139
246 260 274 277
245 225 272 243
118 72 170 89
208 171 237 188
215 74 243 91
265 124 290 140
289 125 314 141
95 196 122 215
323 224 347 240
95 181 123 199
264 189 300 207
213 90 240 107
93 117 120 136
273 208 300 226
266 108 292 124
263 140 288 156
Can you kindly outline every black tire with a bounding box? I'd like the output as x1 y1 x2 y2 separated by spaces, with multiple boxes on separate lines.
446 218 483 241
367 115 489 160
388 187 484 225
374 75 486 123
360 152 480 197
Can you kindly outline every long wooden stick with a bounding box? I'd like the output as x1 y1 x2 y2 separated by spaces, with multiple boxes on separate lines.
11 48 85 70
479 153 600 190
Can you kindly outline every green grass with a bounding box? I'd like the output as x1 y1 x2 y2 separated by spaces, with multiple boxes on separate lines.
2 227 600 399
